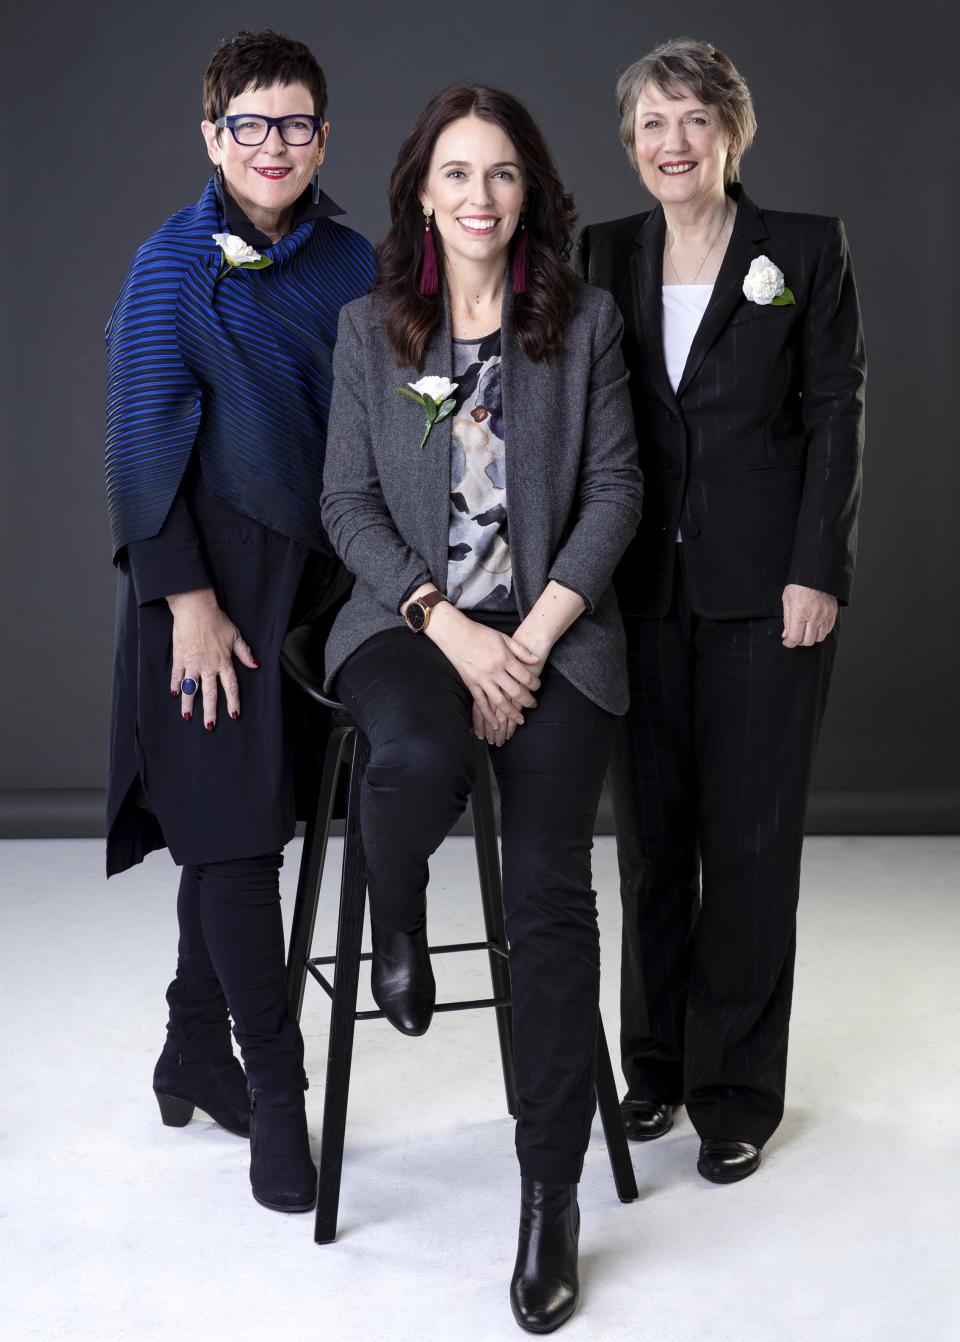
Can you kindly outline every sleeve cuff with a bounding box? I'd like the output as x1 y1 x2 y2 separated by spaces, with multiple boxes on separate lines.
127 544 212 606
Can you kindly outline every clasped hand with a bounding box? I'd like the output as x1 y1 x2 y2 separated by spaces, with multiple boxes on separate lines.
167 587 259 727
430 610 542 747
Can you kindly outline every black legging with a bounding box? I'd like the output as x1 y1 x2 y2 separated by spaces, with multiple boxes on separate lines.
161 852 306 1091
336 627 615 1183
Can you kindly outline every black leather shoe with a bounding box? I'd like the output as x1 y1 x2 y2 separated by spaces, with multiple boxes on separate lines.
153 1053 251 1137
249 1088 317 1212
510 1179 580 1334
370 920 436 1036
620 1099 676 1142
697 1139 762 1184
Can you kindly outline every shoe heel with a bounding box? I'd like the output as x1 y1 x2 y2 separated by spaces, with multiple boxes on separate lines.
155 1091 195 1127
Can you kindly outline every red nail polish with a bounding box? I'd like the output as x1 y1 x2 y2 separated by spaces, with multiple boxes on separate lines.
205 721 214 731
183 712 191 722
231 711 239 720
251 657 261 668
171 689 179 697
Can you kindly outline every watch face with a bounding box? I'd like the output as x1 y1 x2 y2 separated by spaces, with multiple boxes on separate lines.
405 602 427 632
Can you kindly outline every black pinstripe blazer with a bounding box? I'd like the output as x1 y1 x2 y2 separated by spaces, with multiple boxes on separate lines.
574 185 865 619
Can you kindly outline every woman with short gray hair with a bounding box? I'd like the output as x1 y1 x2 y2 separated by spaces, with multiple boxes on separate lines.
576 37 865 1184
616 39 756 184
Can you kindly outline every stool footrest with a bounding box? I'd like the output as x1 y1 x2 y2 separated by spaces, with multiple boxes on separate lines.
354 995 512 1021
306 938 508 973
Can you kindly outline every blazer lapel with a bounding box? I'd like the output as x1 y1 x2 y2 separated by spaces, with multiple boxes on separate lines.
421 310 456 593
630 207 678 413
676 186 770 398
406 302 455 588
498 277 536 609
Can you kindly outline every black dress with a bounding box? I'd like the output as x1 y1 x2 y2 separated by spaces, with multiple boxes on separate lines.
107 458 335 875
105 179 374 876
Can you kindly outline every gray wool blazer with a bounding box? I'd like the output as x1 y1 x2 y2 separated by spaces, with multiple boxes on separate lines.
320 278 643 714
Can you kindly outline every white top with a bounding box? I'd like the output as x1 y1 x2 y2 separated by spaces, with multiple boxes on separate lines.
663 284 713 541
662 284 713 393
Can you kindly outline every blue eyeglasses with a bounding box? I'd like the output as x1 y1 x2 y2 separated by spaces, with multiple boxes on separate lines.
215 114 325 147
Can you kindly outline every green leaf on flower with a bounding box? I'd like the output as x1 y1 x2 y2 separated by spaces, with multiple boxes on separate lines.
436 397 457 420
395 388 426 405
243 257 273 271
424 396 439 424
771 287 796 306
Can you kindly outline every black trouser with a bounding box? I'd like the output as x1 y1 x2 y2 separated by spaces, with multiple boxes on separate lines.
161 852 307 1091
610 553 836 1146
336 628 615 1183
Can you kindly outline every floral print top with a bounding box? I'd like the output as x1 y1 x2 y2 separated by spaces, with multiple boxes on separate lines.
446 330 514 612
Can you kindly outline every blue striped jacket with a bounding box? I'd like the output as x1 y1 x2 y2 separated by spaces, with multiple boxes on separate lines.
105 178 375 559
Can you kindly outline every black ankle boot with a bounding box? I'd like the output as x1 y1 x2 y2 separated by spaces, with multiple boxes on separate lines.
370 919 436 1036
510 1179 580 1333
153 1053 251 1137
248 1088 317 1212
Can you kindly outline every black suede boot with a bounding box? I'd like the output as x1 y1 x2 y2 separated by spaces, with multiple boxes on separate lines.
510 1179 580 1333
248 1088 318 1212
370 918 436 1036
153 1052 250 1137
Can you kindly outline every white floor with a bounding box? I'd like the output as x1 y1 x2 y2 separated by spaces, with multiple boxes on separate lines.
2 835 958 1342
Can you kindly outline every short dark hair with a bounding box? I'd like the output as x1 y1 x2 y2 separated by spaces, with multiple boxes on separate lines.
202 29 328 123
376 84 578 371
617 38 756 186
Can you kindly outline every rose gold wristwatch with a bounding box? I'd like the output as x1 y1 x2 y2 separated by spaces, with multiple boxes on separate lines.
403 590 450 633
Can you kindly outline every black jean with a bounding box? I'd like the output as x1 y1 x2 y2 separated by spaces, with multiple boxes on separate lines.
161 852 307 1091
611 551 836 1145
336 627 615 1183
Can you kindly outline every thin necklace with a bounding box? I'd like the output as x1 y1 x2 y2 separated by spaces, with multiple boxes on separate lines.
666 202 731 285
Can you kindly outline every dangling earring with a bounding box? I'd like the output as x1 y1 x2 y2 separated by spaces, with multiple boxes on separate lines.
512 214 527 295
215 165 224 187
419 205 439 296
312 163 322 206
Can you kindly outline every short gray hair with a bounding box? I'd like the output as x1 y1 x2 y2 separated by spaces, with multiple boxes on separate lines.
616 38 757 186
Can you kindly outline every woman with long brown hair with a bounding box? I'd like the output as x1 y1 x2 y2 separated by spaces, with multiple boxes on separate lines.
321 85 641 1333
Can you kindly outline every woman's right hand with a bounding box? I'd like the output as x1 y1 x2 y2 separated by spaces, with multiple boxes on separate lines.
425 603 541 743
166 587 259 728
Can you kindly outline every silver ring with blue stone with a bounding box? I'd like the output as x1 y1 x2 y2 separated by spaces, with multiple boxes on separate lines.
180 676 200 697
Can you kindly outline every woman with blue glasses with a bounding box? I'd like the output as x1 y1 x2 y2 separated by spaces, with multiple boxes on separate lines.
104 28 374 1213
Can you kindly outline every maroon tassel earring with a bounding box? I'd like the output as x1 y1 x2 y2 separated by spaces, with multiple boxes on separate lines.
419 206 439 296
511 215 527 295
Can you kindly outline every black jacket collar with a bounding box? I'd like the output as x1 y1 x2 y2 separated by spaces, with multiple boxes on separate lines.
632 183 770 404
214 170 345 250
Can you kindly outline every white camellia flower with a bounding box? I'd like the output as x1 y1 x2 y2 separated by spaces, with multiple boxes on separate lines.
212 232 262 266
742 255 786 305
409 375 458 402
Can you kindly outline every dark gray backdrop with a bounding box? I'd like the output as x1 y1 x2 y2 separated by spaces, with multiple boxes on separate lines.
2 0 957 837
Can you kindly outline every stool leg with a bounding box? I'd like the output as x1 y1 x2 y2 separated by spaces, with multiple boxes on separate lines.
470 744 519 1119
315 728 370 1244
286 724 353 1021
595 1014 639 1202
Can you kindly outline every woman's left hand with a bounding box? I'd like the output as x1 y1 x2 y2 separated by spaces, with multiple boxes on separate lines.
469 641 543 747
781 584 838 647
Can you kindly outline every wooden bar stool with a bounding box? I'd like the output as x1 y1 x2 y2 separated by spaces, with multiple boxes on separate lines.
281 622 638 1244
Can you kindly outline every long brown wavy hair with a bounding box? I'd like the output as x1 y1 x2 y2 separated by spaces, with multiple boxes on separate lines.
376 84 578 371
